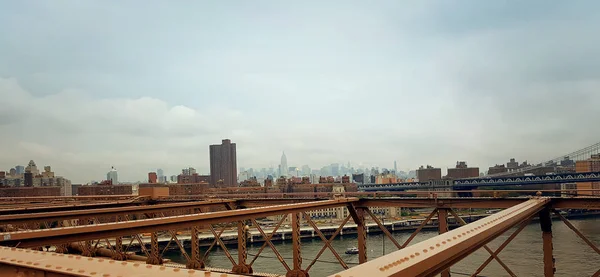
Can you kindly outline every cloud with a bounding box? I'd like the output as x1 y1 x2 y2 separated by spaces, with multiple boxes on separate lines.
1 1 599 182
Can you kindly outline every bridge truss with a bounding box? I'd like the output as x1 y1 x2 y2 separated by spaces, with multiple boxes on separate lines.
0 195 597 277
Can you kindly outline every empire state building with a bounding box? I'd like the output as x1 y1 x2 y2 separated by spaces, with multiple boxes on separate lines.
280 152 288 177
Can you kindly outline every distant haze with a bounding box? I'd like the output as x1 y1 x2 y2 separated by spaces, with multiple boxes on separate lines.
1 1 599 183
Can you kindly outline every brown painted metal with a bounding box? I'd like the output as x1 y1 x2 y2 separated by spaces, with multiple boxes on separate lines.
401 208 438 248
249 217 291 271
471 217 531 276
232 221 252 274
0 246 244 277
288 212 307 277
359 198 527 209
0 198 358 248
306 215 352 272
187 226 202 269
302 212 348 269
208 224 237 267
0 199 234 226
168 230 191 263
539 207 555 277
552 210 600 255
437 209 451 277
331 198 550 277
146 232 163 265
593 268 600 277
0 201 140 216
364 208 402 249
447 209 516 277
201 225 227 265
346 204 367 264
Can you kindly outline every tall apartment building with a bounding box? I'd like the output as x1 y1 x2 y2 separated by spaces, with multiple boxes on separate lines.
209 139 237 187
575 154 600 196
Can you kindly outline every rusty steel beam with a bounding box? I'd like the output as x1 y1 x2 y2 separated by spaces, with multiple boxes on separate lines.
0 199 234 225
249 216 291 271
364 209 402 250
0 246 243 277
0 198 358 248
552 210 600 255
401 209 438 249
539 207 555 277
472 218 531 276
306 215 352 272
437 209 450 277
447 209 516 277
331 198 550 277
0 201 141 216
302 211 348 269
359 198 528 209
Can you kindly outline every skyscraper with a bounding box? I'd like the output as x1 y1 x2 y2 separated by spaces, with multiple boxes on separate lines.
107 166 118 184
394 161 397 174
280 152 288 177
15 165 24 175
209 139 237 187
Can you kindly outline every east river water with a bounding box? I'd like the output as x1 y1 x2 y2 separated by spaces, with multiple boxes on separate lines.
164 217 600 277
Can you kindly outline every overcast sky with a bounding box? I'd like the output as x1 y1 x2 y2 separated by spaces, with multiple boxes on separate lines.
1 1 599 183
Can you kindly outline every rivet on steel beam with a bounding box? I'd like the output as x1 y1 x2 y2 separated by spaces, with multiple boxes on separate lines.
56 266 62 269
134 263 140 267
33 262 39 266
174 268 180 272
146 265 152 268
76 256 81 259
188 270 195 274
45 264 52 268
67 268 73 271
78 270 85 273
121 262 127 265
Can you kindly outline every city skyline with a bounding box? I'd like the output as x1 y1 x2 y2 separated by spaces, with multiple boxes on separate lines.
1 2 600 183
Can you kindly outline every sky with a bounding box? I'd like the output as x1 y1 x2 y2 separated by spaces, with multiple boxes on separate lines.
1 1 599 183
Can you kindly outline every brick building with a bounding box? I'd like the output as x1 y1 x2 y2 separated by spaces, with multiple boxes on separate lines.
417 165 442 181
77 184 133 196
0 186 61 197
576 154 600 196
446 161 479 179
148 172 157 183
488 164 507 175
177 173 210 184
